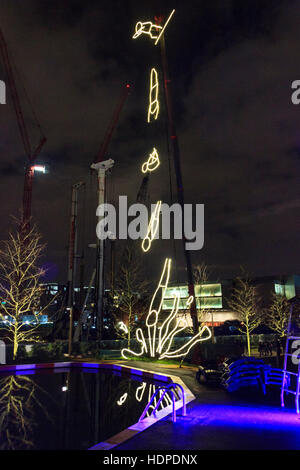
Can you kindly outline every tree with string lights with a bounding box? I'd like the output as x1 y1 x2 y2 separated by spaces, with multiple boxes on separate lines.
266 292 291 338
113 245 150 348
228 276 262 356
0 221 54 359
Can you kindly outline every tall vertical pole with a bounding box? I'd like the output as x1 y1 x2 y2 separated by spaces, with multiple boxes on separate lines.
160 34 199 334
91 159 114 341
67 181 84 355
22 165 34 233
110 239 115 297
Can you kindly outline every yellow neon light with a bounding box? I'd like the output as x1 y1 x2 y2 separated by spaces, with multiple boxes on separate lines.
159 325 212 360
157 293 180 354
146 258 172 357
141 200 161 253
121 328 148 359
117 393 128 406
121 258 211 360
132 10 175 45
154 10 176 45
135 382 147 402
132 21 162 41
141 147 160 173
117 321 128 334
147 68 159 122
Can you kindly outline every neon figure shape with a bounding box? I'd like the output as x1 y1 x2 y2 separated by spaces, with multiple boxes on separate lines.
141 147 160 173
121 258 211 360
117 321 128 334
132 21 162 41
117 393 128 406
132 10 175 45
147 68 159 122
141 200 161 253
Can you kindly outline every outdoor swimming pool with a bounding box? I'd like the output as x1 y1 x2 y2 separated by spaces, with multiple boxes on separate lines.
0 363 177 450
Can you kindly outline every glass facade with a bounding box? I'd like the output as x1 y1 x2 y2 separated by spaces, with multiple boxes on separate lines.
274 280 296 300
274 283 285 296
162 283 222 310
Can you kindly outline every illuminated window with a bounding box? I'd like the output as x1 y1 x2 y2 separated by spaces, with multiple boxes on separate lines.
196 297 222 309
195 283 222 297
274 283 284 296
284 281 296 300
165 286 188 299
162 283 222 310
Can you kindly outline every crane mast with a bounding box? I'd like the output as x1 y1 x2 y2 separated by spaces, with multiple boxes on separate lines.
95 84 130 163
0 28 46 231
92 83 130 340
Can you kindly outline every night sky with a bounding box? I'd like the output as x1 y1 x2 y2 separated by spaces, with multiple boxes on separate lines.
0 0 299 285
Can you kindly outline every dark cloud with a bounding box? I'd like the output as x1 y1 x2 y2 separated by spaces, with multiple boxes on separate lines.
0 0 299 285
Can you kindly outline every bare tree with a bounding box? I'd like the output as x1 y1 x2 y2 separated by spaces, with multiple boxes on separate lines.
228 277 261 356
266 292 290 338
0 223 54 359
0 374 52 449
113 245 150 348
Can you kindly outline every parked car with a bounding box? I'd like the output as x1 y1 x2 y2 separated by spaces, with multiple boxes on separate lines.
196 359 223 386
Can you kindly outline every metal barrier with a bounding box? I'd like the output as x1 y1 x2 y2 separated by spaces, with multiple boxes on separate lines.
139 382 186 423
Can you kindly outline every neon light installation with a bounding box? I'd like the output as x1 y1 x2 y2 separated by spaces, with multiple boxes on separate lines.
117 393 128 406
117 321 128 334
141 200 161 252
121 258 211 359
132 10 175 45
132 21 162 41
147 68 159 122
117 382 173 417
141 147 160 173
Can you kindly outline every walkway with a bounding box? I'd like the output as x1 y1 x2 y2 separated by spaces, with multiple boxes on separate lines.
113 360 300 450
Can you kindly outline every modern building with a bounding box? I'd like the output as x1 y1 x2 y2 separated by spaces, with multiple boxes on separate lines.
162 275 300 326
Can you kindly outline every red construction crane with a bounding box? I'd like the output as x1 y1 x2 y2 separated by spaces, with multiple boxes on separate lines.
0 28 46 232
95 83 130 163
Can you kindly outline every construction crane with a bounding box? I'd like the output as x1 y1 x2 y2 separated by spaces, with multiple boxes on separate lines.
95 83 130 163
0 28 46 232
90 83 131 341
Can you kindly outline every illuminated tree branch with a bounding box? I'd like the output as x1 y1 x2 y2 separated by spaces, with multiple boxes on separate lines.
0 375 52 449
113 245 150 348
228 275 262 356
0 222 56 359
266 292 291 337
